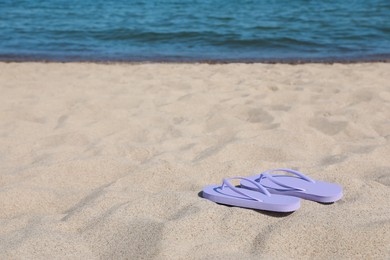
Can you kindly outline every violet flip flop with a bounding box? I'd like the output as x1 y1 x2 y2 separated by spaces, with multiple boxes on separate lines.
202 177 301 212
240 168 343 203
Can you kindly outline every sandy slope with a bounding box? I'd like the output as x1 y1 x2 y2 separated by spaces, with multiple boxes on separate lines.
0 62 389 259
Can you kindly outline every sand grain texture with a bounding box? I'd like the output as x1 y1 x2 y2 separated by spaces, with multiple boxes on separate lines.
0 62 389 259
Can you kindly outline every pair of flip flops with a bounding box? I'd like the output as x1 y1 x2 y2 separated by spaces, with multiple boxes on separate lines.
202 168 343 212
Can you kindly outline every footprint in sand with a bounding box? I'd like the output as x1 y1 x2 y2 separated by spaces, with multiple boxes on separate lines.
320 154 348 166
39 132 90 148
269 105 291 111
350 89 374 104
309 117 348 135
247 108 274 124
95 218 164 259
367 167 390 187
54 115 68 129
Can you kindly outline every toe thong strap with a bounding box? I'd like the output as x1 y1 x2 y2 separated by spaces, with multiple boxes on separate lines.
222 176 271 202
258 168 315 192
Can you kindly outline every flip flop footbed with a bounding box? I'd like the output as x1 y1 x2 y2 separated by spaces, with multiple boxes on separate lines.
202 184 300 212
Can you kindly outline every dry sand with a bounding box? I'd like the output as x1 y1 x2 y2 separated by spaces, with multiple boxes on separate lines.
0 62 389 259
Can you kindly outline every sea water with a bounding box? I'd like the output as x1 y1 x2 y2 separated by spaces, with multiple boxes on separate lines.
0 0 389 62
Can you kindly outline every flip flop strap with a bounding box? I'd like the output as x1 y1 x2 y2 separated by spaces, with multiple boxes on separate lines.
222 176 271 202
259 168 315 192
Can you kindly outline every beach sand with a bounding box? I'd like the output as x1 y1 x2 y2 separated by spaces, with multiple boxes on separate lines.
0 62 389 259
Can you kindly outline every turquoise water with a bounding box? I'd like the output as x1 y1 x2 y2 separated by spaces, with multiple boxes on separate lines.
1 0 389 62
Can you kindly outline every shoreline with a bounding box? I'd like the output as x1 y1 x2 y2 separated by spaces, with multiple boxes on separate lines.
1 54 389 64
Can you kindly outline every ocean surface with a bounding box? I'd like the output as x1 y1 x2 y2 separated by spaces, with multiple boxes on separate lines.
1 0 389 62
